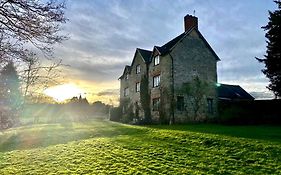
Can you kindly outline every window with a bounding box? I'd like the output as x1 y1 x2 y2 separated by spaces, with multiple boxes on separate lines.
152 98 160 111
136 65 141 74
207 98 213 114
124 88 129 97
153 75 160 87
176 96 185 111
136 82 140 92
192 69 198 77
125 73 129 80
154 55 160 66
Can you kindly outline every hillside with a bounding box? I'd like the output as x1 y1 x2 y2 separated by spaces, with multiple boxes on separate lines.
0 120 281 174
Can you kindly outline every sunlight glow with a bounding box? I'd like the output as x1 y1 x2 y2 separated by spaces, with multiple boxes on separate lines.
44 84 85 102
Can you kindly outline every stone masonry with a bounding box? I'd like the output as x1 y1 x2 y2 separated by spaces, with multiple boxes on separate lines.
119 14 220 123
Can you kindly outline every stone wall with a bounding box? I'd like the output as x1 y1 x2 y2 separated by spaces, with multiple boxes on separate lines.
119 30 219 124
171 30 218 122
120 51 148 119
148 51 173 122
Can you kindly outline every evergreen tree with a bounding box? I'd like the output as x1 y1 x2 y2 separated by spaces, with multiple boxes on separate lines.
257 0 281 98
0 62 22 129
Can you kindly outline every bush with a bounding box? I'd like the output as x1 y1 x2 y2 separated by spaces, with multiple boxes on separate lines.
121 104 134 123
218 99 281 125
109 107 122 122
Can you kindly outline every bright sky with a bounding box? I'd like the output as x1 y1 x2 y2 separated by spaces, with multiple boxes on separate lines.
46 0 276 103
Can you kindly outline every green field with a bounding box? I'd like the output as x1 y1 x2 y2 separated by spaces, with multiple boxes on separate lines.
0 120 281 174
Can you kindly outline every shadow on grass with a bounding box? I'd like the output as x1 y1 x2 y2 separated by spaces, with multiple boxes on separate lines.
0 120 149 152
146 124 281 143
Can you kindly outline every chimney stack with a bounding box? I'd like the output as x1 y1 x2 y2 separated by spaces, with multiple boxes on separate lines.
184 14 198 32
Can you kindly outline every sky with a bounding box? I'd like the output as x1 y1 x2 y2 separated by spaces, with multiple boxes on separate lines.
47 0 277 104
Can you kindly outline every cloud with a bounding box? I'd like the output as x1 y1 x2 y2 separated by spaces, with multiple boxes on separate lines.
62 59 130 82
50 0 277 102
96 89 119 97
250 91 274 100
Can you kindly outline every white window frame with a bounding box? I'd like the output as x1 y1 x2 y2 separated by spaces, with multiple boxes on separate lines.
153 75 160 87
125 73 129 80
136 65 141 74
136 82 140 92
154 55 160 66
124 87 129 97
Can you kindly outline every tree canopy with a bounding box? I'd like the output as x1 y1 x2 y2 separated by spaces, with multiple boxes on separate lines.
0 0 67 62
0 0 67 102
257 0 281 98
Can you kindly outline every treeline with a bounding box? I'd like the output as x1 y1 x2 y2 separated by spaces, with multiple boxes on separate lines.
22 100 111 125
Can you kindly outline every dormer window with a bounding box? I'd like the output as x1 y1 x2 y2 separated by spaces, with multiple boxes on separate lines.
136 65 141 74
154 55 160 66
125 73 129 80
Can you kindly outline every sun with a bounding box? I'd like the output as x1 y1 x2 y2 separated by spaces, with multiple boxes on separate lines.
44 84 85 102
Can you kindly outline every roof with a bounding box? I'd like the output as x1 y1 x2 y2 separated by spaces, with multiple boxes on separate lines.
218 84 254 100
119 48 152 80
118 65 131 80
119 26 220 80
137 48 152 63
153 27 220 61
155 32 186 55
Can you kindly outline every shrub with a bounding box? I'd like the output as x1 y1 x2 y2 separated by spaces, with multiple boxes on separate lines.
109 107 122 122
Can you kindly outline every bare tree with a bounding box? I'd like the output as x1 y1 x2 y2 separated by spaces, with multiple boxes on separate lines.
0 0 67 57
0 33 27 64
20 53 63 101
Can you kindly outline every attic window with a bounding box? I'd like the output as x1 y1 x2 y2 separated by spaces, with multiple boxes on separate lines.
125 73 129 80
154 55 160 66
136 65 141 74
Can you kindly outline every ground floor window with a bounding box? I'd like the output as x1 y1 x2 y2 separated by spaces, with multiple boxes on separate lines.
176 96 185 111
152 98 160 111
207 98 213 114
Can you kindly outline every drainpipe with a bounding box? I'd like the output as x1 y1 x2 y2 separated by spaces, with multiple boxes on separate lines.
168 53 175 125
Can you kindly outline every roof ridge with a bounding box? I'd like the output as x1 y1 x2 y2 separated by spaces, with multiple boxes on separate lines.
137 48 152 52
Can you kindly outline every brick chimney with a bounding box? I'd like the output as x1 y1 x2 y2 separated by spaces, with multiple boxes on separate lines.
184 14 198 32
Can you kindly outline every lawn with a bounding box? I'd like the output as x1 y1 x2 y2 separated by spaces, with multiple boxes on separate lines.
0 120 281 174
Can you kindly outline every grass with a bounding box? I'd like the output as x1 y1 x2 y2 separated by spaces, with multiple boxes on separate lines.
148 124 281 143
0 120 281 174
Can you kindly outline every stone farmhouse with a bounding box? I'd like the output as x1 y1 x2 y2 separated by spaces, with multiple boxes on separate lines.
119 15 220 123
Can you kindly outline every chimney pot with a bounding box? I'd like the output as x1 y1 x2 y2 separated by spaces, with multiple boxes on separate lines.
184 14 198 32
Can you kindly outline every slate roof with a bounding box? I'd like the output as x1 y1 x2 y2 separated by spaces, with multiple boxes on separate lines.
137 48 152 63
119 26 220 79
154 27 220 61
218 84 254 100
155 32 186 55
118 65 131 79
